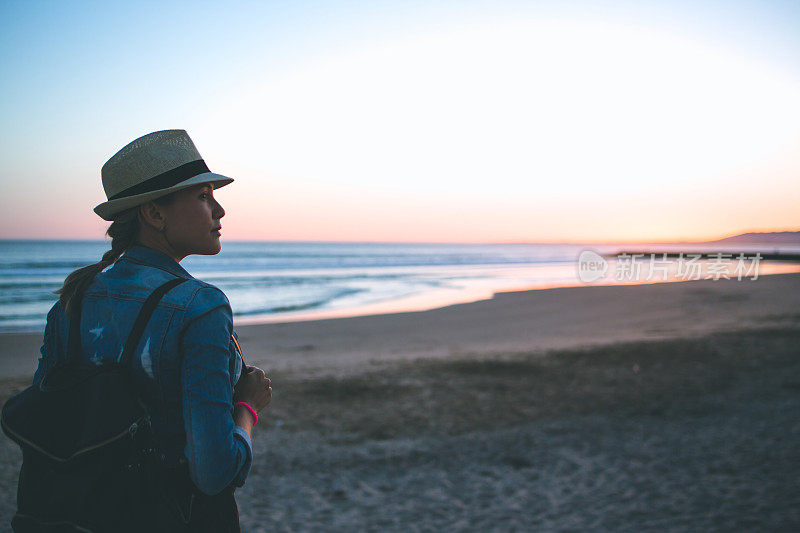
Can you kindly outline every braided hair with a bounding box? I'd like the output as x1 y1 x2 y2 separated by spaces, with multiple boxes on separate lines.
56 194 175 319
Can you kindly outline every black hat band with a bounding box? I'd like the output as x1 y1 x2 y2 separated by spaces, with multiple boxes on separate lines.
108 159 210 201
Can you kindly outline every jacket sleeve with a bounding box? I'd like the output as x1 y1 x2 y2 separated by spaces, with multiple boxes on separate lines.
179 286 253 495
33 302 64 384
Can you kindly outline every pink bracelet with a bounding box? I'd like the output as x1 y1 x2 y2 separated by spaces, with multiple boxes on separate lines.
234 402 258 425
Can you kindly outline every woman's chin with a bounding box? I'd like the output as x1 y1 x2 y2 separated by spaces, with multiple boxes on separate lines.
198 239 222 255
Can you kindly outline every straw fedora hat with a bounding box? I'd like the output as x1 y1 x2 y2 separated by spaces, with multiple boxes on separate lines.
94 129 233 221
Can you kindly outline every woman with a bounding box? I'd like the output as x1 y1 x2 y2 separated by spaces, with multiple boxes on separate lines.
33 129 271 531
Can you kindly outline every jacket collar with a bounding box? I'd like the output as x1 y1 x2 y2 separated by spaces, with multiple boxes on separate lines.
120 244 194 279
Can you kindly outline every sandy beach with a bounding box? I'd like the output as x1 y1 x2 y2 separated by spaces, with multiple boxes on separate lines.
2 273 799 531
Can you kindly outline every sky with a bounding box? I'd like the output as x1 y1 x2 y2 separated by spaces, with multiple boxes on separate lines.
1 0 799 243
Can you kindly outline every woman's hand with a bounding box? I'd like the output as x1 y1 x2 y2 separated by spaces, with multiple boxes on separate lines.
234 365 272 413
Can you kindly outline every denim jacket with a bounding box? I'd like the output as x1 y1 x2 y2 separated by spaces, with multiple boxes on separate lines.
33 244 253 495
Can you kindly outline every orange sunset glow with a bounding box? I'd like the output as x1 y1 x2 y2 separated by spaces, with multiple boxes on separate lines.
2 7 799 243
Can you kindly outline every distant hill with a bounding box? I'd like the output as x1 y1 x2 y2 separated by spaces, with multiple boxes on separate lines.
705 231 800 244
611 230 800 262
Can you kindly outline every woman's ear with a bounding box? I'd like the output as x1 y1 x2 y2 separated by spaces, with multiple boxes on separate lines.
138 201 167 231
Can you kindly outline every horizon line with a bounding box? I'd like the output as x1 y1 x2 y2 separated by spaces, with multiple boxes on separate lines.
1 228 798 247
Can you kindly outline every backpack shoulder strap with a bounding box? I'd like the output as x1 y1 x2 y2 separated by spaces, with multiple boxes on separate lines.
119 277 188 367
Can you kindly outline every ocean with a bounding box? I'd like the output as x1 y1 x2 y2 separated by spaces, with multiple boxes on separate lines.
1 240 798 333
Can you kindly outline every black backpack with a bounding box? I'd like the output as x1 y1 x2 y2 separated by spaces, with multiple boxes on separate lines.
0 277 210 532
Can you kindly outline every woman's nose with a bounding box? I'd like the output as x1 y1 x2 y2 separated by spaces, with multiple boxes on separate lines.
213 199 225 219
